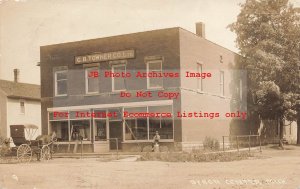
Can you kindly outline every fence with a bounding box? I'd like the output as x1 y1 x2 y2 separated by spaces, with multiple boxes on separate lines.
222 135 262 153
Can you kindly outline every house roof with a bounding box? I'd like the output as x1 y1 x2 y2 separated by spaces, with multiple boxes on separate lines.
0 80 40 101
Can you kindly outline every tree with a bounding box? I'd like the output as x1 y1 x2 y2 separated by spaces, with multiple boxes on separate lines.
229 0 300 144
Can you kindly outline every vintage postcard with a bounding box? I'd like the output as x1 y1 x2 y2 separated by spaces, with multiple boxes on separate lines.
0 0 300 189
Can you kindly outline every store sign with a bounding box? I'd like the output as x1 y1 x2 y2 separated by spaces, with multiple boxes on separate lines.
75 50 135 64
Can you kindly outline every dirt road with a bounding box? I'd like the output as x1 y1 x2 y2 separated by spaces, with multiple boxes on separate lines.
0 146 300 189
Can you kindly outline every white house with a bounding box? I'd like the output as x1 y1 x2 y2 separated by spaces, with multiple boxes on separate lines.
0 69 41 140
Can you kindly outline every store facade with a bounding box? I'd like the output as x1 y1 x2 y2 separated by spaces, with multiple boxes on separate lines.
40 23 245 152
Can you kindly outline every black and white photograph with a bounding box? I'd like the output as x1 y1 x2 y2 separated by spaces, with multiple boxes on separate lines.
0 0 300 188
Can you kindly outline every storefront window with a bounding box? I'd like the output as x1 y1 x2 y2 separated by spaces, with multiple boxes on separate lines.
49 111 69 120
70 120 91 141
49 121 69 142
48 105 173 143
124 107 148 140
149 105 173 139
149 118 173 139
108 108 122 121
69 110 92 120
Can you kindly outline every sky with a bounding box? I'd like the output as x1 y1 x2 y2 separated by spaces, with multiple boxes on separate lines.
0 0 299 85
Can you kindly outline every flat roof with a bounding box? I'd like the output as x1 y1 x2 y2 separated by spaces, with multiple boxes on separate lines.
41 26 239 55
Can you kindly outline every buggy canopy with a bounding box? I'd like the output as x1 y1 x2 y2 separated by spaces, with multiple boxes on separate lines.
23 124 39 130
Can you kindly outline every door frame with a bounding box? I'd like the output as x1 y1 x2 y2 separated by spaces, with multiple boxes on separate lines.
93 118 108 143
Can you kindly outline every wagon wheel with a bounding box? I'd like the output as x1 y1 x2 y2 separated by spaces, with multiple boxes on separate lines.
17 144 32 163
41 145 51 161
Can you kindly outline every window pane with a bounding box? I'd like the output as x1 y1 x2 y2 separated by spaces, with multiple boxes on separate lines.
148 105 172 114
69 110 91 119
86 68 99 93
114 77 125 90
57 72 67 80
149 62 161 70
124 107 148 140
125 118 147 140
50 121 69 142
149 118 173 139
149 77 162 88
148 61 162 88
125 119 136 140
49 111 69 120
57 80 67 95
70 120 91 141
114 66 125 72
88 77 98 92
94 109 108 118
113 65 126 90
108 108 122 121
149 105 173 139
124 107 147 114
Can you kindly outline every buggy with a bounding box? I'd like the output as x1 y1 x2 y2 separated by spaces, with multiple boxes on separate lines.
0 124 54 163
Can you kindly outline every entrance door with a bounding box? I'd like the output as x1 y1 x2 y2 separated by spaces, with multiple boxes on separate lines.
93 119 109 153
94 119 107 141
109 120 123 150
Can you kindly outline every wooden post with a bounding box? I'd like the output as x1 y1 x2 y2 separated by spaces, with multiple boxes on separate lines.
67 142 70 153
81 140 83 158
259 135 262 152
248 135 251 152
116 138 119 160
236 136 239 152
73 140 78 153
222 136 225 151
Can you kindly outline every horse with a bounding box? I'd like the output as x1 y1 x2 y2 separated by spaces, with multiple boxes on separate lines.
35 132 57 160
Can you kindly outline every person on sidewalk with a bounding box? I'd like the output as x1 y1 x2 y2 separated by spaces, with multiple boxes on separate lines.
152 131 160 152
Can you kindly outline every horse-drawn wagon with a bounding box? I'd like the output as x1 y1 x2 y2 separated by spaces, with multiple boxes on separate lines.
0 124 55 163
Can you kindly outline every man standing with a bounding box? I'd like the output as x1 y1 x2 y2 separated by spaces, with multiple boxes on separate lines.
152 131 160 152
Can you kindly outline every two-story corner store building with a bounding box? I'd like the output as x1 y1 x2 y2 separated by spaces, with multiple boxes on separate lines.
40 23 246 152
